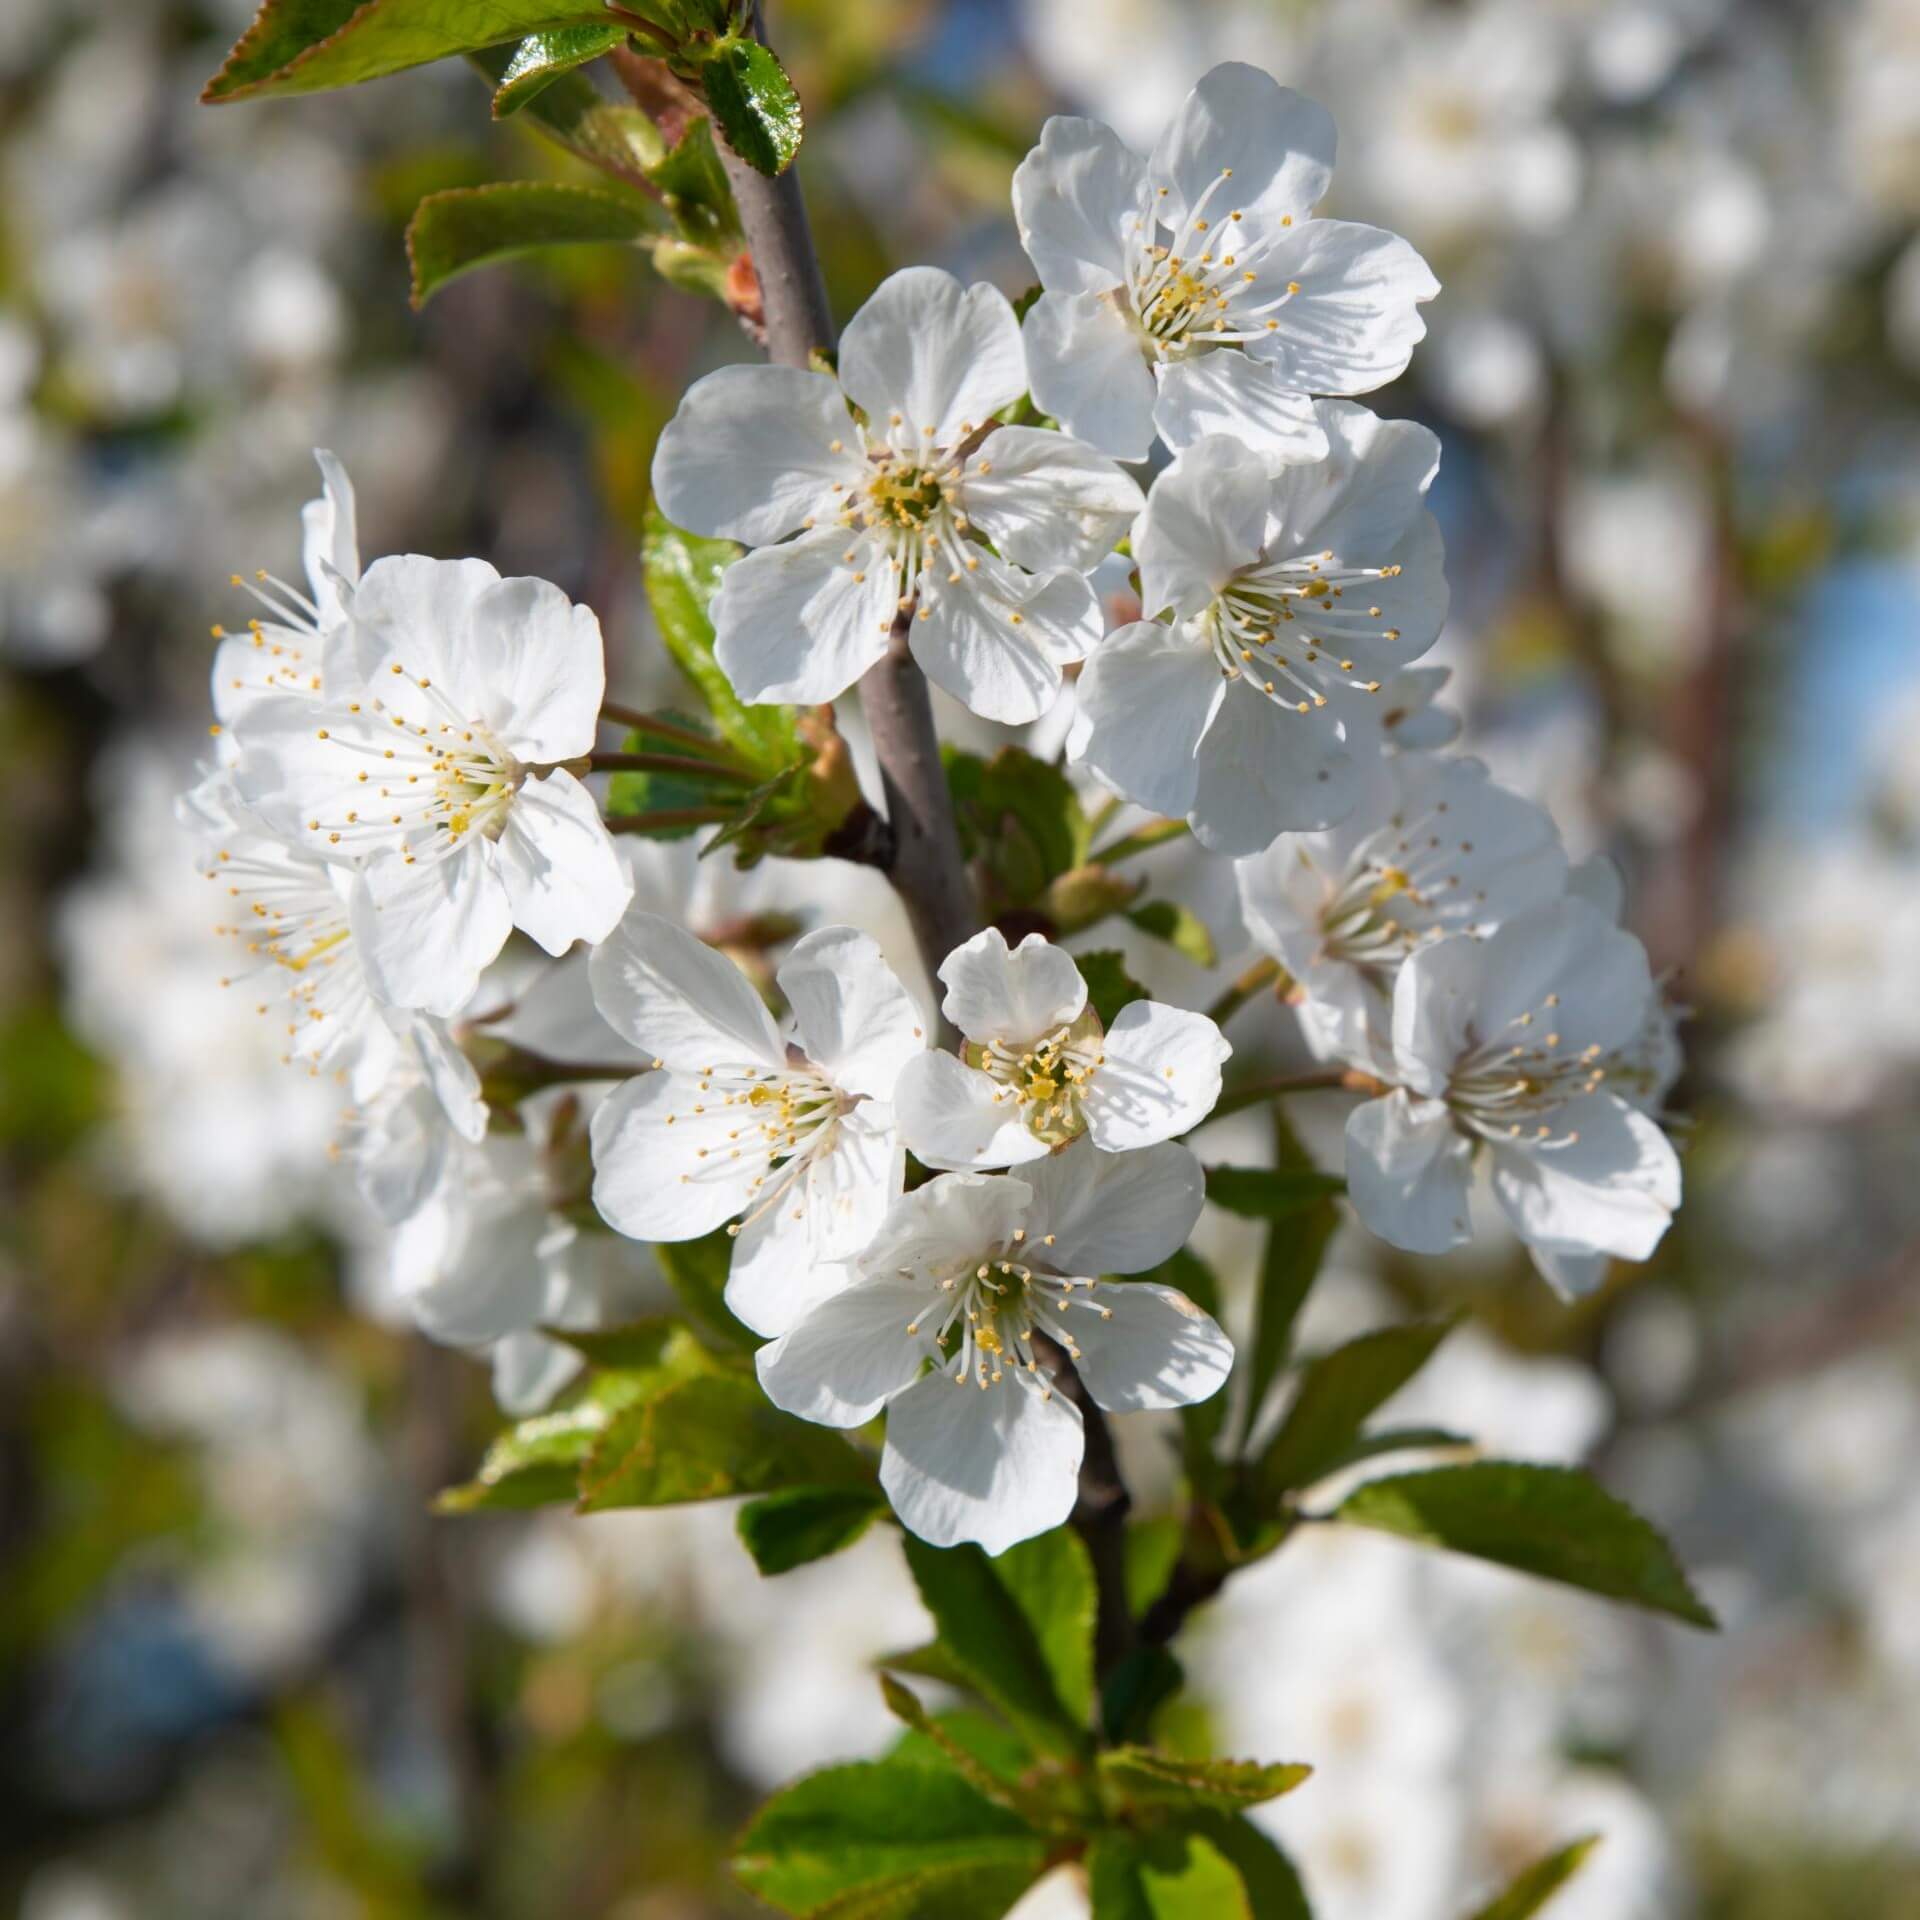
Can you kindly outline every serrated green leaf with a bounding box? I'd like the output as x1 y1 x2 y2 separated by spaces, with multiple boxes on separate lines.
699 34 804 175
1464 1834 1601 1920
406 180 661 306
642 506 801 773
1088 1830 1252 1920
1076 951 1150 1031
878 1677 1038 1821
578 1369 873 1511
876 1641 975 1691
204 0 609 103
492 22 625 113
1203 1165 1346 1220
738 1486 886 1575
1258 1317 1458 1497
1097 1748 1311 1812
1336 1463 1718 1628
888 1709 1033 1794
901 1532 1094 1756
1126 901 1217 968
946 747 1090 909
733 1759 1047 1915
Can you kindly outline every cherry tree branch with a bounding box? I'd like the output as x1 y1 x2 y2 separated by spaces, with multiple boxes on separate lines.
710 11 979 1001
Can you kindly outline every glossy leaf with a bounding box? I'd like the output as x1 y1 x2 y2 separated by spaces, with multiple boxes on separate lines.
492 23 626 114
699 34 804 175
406 180 661 307
738 1486 887 1576
204 0 608 103
1336 1463 1718 1629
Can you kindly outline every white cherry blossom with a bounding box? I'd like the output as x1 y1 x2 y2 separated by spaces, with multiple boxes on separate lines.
756 1142 1228 1553
1012 62 1438 461
1236 754 1567 1073
231 553 631 1016
1343 896 1682 1294
895 927 1229 1167
588 911 928 1338
650 266 1141 723
1071 408 1447 854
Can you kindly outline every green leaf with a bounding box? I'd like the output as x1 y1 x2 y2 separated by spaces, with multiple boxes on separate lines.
1076 951 1150 1031
901 1532 1095 1756
406 180 661 307
604 724 747 828
878 1677 1038 1821
1336 1464 1718 1629
1203 1165 1346 1220
1088 1830 1252 1920
544 1316 684 1370
468 45 666 193
1315 1424 1474 1476
434 1358 669 1511
738 1486 886 1575
1257 1318 1458 1497
1464 1834 1601 1920
698 34 804 176
204 0 609 103
1123 1515 1185 1620
1100 1644 1184 1746
946 747 1091 909
1126 901 1217 968
492 23 625 113
643 506 801 774
578 1368 873 1511
1097 1749 1311 1813
733 1759 1047 1916
1172 1815 1310 1920
644 113 741 245
651 1225 764 1350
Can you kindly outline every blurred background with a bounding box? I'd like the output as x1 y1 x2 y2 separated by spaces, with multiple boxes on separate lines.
3 0 1919 1915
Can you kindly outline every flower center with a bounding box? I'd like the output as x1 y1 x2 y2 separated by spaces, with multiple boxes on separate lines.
689 1062 848 1239
966 1008 1106 1146
1445 993 1611 1146
1317 862 1425 969
901 1228 1114 1392
1202 554 1408 713
866 464 948 533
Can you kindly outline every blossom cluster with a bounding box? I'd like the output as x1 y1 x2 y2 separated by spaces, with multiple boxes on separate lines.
176 60 1684 1558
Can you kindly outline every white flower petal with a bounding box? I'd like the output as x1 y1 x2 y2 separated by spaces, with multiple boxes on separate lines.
1473 899 1653 1057
345 553 503 714
1248 221 1438 396
1073 1280 1233 1412
1153 353 1330 462
351 844 512 1017
303 447 360 620
712 527 899 706
959 425 1143 574
650 363 867 544
1022 291 1158 461
1070 618 1221 822
588 1069 763 1241
881 1368 1084 1554
1190 683 1361 856
894 1051 1051 1171
911 554 1097 725
939 927 1087 1042
494 767 632 956
408 1014 488 1143
852 1170 1036 1282
461 574 606 764
779 925 927 1101
493 1330 584 1415
1344 1090 1473 1254
1149 65 1335 232
1012 113 1150 295
1082 1000 1230 1149
1134 437 1272 616
586 908 785 1071
1488 1092 1679 1264
838 267 1026 453
1529 1247 1612 1302
755 1269 934 1426
724 1201 854 1340
1022 1138 1205 1276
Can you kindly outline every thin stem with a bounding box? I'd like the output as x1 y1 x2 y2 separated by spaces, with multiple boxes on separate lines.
1085 792 1124 841
604 805 738 832
599 703 742 760
1094 818 1189 865
1206 956 1281 1028
1038 1335 1134 1681
589 750 758 783
1207 1067 1383 1124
